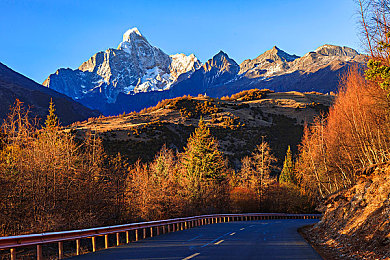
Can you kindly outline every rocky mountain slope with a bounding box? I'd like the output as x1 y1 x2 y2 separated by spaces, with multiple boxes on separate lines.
43 28 201 112
301 163 390 259
69 90 334 167
44 28 365 116
0 62 99 125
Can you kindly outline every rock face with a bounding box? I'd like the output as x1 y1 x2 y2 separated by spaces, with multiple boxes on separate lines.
43 27 201 112
239 46 300 77
207 44 365 98
109 51 241 113
305 163 390 259
0 62 99 125
44 27 365 115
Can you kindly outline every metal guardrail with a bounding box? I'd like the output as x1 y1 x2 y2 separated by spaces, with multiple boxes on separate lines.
0 213 321 260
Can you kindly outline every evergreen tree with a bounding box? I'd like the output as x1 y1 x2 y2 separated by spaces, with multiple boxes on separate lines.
180 119 226 195
45 98 59 128
179 118 228 212
181 119 225 184
279 146 296 185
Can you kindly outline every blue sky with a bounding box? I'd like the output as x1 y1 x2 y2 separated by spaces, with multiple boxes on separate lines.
0 0 361 83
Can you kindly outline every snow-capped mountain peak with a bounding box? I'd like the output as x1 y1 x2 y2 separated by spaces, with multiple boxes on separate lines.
123 27 142 41
43 27 201 111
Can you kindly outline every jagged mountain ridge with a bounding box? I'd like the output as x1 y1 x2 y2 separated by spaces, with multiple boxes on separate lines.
43 27 201 111
0 62 99 125
206 44 365 98
109 45 364 114
43 27 365 115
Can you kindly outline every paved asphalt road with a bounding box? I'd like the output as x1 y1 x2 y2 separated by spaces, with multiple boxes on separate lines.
71 219 322 260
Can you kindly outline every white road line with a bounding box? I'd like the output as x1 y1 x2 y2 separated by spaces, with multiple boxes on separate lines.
229 232 236 236
240 228 245 230
214 240 224 245
200 232 231 248
187 235 201 242
182 253 200 260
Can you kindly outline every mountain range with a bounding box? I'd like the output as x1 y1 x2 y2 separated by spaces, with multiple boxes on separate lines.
41 28 365 115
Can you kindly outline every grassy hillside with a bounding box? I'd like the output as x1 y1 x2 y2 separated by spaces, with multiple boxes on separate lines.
69 89 334 169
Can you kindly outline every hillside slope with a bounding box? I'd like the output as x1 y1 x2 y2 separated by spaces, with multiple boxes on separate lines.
69 90 334 167
302 163 390 259
0 62 99 125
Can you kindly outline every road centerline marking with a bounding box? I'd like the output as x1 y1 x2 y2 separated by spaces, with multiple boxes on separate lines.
229 232 236 236
200 232 231 248
182 253 200 260
240 228 245 230
187 235 201 242
214 240 224 245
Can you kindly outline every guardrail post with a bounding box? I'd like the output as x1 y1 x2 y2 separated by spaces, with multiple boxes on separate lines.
76 239 81 255
157 226 160 235
10 248 16 260
37 244 42 260
135 229 139 241
143 228 146 239
150 227 153 237
185 221 187 229
126 231 130 243
92 237 96 252
105 235 109 249
167 224 171 232
116 233 120 246
58 241 64 259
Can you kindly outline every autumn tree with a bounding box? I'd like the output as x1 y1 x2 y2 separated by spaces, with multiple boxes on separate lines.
0 101 114 236
236 139 276 211
293 0 390 198
106 153 129 221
